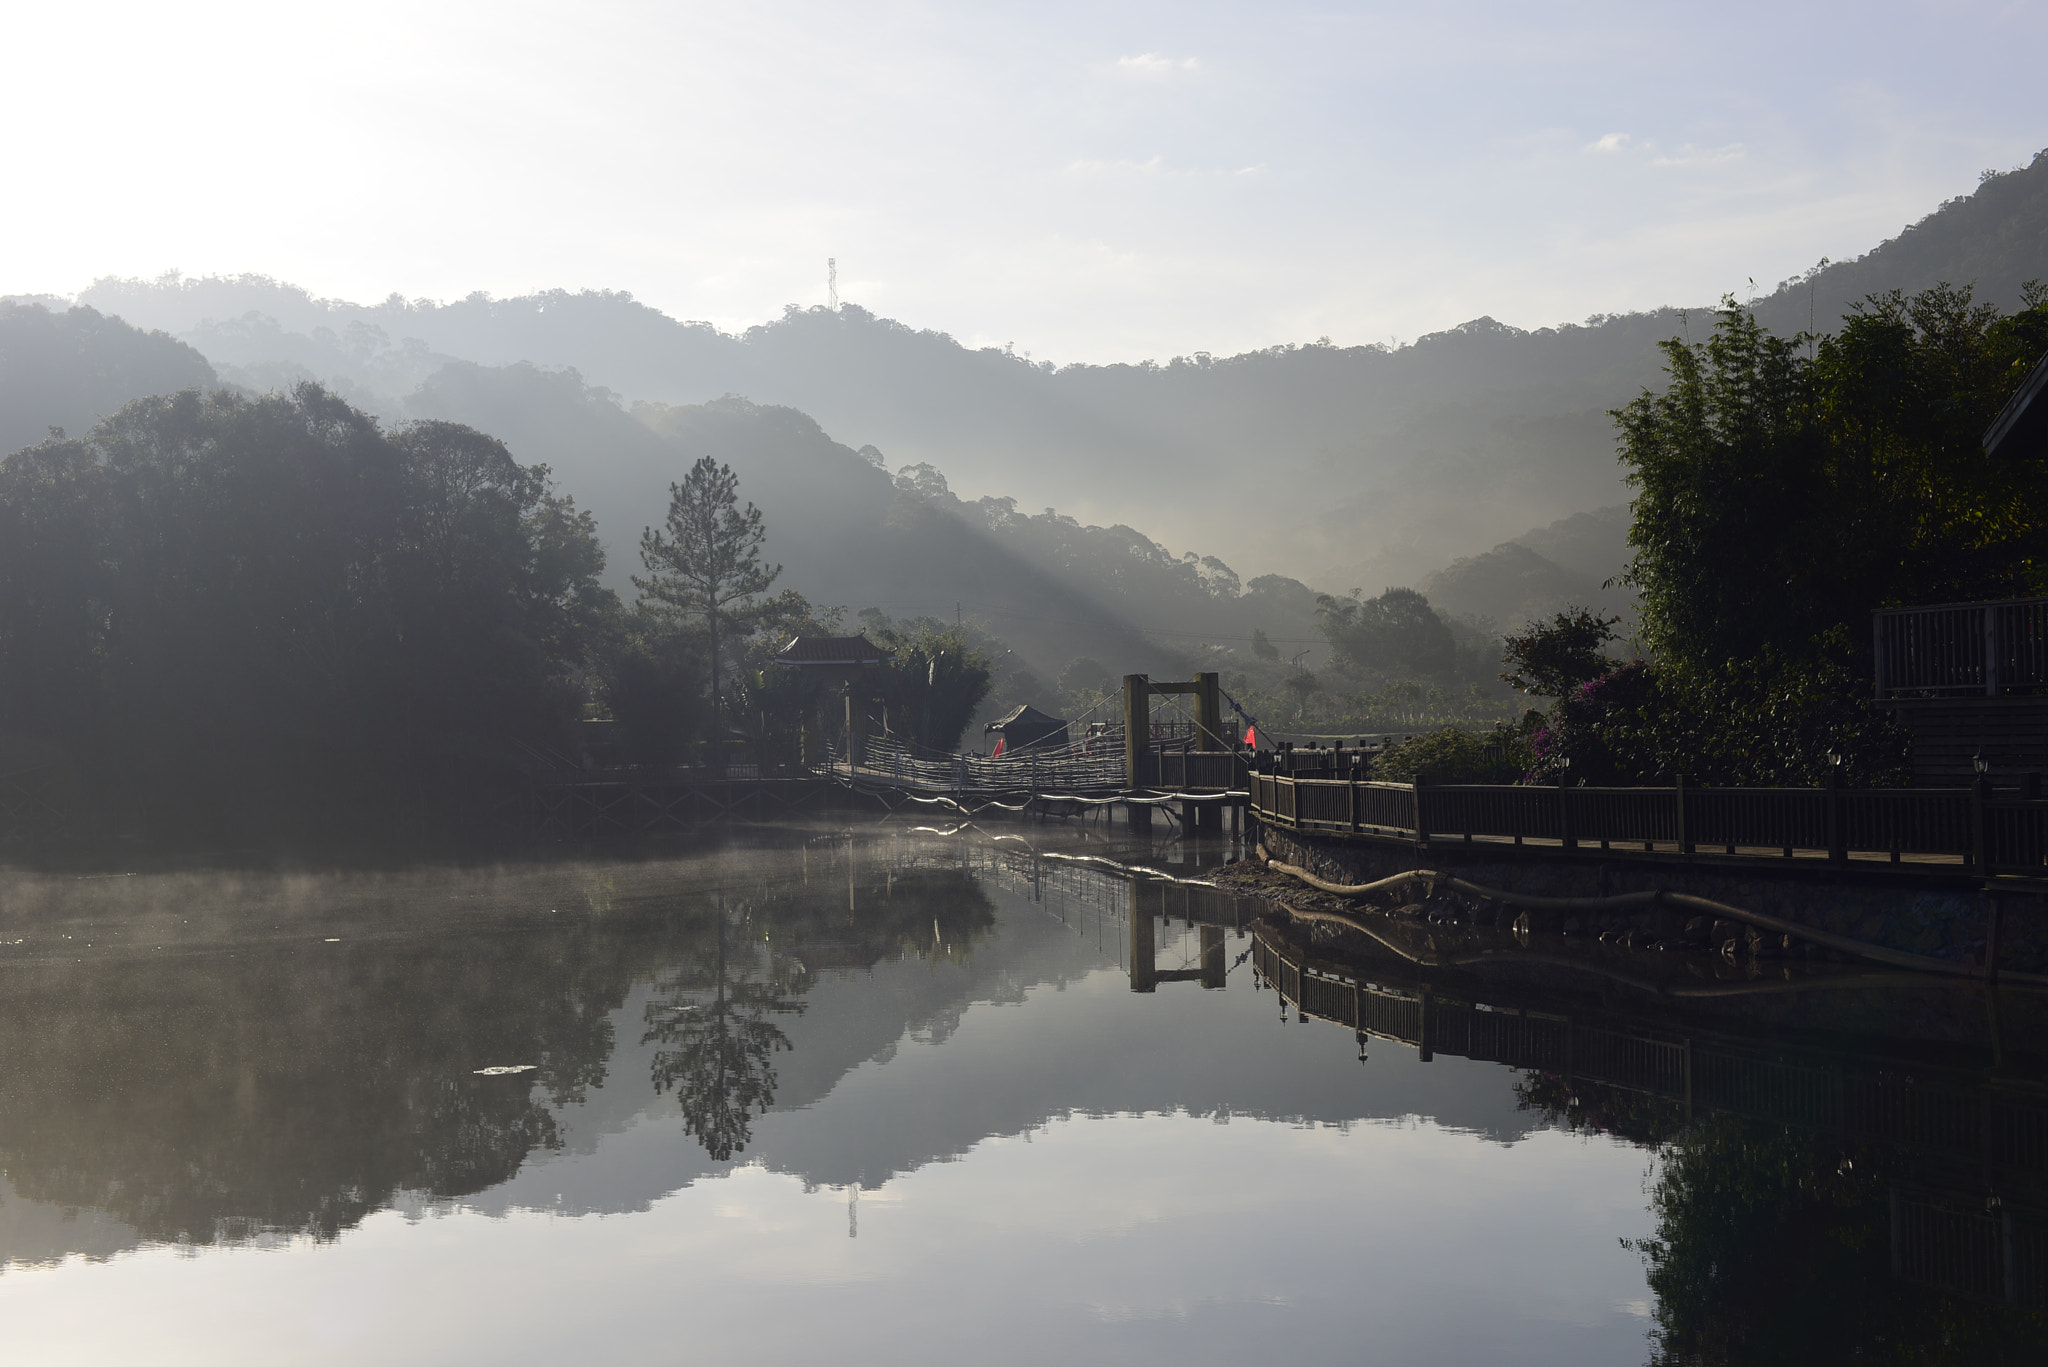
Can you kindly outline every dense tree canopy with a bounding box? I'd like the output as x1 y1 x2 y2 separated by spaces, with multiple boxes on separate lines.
1512 285 2048 787
1315 586 1457 680
0 383 614 843
1620 284 2048 673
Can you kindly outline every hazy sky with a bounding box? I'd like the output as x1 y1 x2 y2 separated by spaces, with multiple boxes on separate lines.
7 1 2045 361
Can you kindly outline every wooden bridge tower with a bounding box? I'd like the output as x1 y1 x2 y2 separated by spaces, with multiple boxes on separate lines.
1124 672 1227 830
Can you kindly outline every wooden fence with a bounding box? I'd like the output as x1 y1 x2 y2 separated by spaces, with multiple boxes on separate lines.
1249 760 2048 875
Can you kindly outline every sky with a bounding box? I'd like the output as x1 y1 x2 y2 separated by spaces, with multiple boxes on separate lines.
5 0 2046 362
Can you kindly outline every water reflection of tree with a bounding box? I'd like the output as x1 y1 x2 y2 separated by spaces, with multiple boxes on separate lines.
643 897 806 1162
0 914 670 1249
1521 1080 2048 1363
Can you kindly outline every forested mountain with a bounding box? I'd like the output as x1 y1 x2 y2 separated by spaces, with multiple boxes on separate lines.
69 150 2048 596
0 305 1324 687
403 361 1322 680
0 301 215 455
10 150 2048 699
1418 506 1633 637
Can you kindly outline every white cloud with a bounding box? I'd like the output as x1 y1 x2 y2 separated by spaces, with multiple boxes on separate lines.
1586 132 1633 154
1066 155 1169 176
1651 142 1747 167
1117 53 1200 75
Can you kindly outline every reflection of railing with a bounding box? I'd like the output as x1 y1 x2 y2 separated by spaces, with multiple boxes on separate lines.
1249 761 2048 874
1256 924 2048 1310
1893 1189 2048 1308
1253 930 2048 1174
1875 597 2048 698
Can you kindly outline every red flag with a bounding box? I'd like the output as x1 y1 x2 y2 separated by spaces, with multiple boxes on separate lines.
1243 725 1257 747
992 736 1006 758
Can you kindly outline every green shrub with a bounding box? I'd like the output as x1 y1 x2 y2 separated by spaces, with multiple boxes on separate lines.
1372 725 1531 784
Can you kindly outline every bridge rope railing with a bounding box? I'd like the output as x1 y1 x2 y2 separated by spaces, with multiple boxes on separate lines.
835 734 1132 794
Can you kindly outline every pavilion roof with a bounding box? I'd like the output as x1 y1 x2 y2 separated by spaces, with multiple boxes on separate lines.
770 634 885 667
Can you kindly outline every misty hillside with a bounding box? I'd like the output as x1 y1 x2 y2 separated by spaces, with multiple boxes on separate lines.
0 302 214 455
0 304 1336 688
404 362 1329 680
68 149 2048 597
1418 505 1633 637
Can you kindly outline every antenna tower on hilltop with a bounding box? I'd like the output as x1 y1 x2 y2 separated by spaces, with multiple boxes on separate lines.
828 258 838 311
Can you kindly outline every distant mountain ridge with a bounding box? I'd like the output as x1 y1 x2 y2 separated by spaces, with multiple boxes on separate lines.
10 151 2048 685
1418 505 1633 638
62 149 2048 594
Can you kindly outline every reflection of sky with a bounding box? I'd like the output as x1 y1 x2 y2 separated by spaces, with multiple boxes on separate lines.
0 838 1657 1361
3 1114 1652 1367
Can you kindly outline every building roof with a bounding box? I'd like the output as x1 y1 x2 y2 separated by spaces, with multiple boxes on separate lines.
985 704 1067 732
1982 348 2048 460
770 634 885 667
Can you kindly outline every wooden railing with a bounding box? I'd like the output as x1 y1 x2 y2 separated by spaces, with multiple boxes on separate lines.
1248 761 2048 875
1874 597 2048 698
1155 749 1250 792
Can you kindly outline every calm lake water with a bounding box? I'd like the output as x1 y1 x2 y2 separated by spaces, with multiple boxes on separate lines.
1 821 2042 1364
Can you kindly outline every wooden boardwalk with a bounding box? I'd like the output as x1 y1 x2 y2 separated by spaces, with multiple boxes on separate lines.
1248 752 2048 880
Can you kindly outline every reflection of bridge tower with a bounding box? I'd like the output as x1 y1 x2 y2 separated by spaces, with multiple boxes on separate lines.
1128 881 1225 992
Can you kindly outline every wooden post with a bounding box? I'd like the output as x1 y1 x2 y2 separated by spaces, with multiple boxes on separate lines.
1412 773 1430 852
1682 1038 1694 1123
1129 880 1156 993
1676 775 1691 855
1193 671 1225 753
1986 604 2002 698
1889 1189 1903 1280
845 688 867 770
1972 774 1991 873
1873 612 1888 699
1199 923 1226 989
1123 674 1150 790
1827 769 1846 864
1985 887 2005 984
1558 777 1576 851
